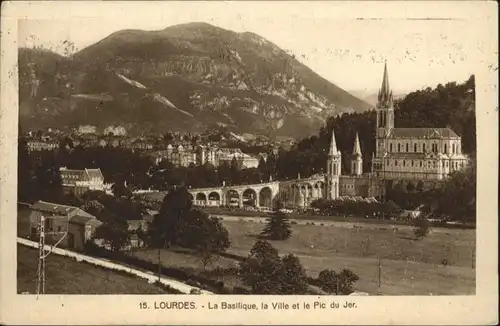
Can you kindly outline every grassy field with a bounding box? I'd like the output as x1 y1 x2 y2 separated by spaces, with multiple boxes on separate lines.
221 219 476 295
17 245 178 294
130 248 244 289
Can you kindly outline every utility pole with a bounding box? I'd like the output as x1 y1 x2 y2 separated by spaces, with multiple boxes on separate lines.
36 212 69 295
157 246 161 282
472 248 475 269
36 215 46 295
378 257 382 288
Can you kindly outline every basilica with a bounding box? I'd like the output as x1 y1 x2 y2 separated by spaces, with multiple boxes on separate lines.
281 62 469 207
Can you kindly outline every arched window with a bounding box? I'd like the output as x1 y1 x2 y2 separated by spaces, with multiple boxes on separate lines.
406 143 409 152
423 143 426 152
452 143 456 154
390 143 393 152
444 143 448 154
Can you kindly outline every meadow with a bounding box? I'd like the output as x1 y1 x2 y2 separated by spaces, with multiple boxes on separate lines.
221 219 476 295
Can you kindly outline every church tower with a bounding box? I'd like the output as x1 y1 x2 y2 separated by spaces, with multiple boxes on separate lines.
351 132 363 176
326 129 341 200
376 61 395 138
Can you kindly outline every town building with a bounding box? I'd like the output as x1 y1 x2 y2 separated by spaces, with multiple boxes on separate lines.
165 144 197 167
28 200 102 251
26 139 59 152
371 62 469 181
196 145 220 166
59 167 106 196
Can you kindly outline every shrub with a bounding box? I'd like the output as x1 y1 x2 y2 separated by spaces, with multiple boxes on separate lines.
317 268 359 295
413 217 430 240
239 240 308 294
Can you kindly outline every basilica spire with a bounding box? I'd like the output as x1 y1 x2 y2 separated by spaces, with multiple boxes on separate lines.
378 61 392 104
352 132 361 156
328 129 339 156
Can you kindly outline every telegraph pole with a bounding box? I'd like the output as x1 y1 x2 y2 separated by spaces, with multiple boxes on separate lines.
36 215 46 295
378 257 382 288
36 213 69 295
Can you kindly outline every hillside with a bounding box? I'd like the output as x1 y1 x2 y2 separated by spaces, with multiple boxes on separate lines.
18 22 372 138
17 245 179 294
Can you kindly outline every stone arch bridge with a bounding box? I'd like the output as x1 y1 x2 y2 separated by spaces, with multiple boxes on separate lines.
188 181 280 209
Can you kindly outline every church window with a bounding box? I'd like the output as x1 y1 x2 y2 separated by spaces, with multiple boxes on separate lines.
414 143 418 152
406 143 409 152
397 143 401 152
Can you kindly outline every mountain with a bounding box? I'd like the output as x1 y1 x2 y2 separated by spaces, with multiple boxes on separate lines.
362 93 407 106
18 22 372 138
348 89 407 106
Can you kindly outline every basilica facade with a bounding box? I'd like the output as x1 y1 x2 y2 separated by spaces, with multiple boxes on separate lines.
280 62 469 207
371 63 469 181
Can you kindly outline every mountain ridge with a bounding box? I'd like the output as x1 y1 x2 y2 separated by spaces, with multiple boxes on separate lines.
18 22 373 138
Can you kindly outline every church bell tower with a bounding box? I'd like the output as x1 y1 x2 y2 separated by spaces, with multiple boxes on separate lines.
374 61 395 161
376 61 395 138
326 129 341 200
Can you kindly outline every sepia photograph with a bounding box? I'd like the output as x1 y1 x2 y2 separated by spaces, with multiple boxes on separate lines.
1 1 498 325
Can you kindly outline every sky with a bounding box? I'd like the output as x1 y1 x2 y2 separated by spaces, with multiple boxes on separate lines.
16 1 493 95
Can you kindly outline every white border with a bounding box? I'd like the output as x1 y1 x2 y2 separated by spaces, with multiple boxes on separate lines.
1 1 498 325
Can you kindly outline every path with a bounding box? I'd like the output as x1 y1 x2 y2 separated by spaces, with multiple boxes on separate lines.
17 237 213 295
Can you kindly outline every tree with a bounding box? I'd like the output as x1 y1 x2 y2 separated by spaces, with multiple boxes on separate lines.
317 269 359 295
260 200 292 240
239 240 308 294
111 179 132 199
437 166 476 223
317 269 338 293
150 186 193 247
180 211 230 270
280 254 308 294
95 211 130 251
239 240 283 294
413 217 430 240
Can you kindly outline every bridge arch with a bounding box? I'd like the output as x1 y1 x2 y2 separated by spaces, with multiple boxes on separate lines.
195 192 207 205
225 189 240 207
259 186 273 209
242 188 258 207
208 191 221 206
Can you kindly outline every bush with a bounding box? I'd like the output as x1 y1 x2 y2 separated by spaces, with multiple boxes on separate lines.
413 218 430 240
239 240 308 294
316 269 359 295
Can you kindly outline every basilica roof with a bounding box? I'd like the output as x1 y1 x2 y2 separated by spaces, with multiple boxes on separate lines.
388 128 459 139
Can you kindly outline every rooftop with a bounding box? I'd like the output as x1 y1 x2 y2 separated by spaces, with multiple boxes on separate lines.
389 128 459 139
